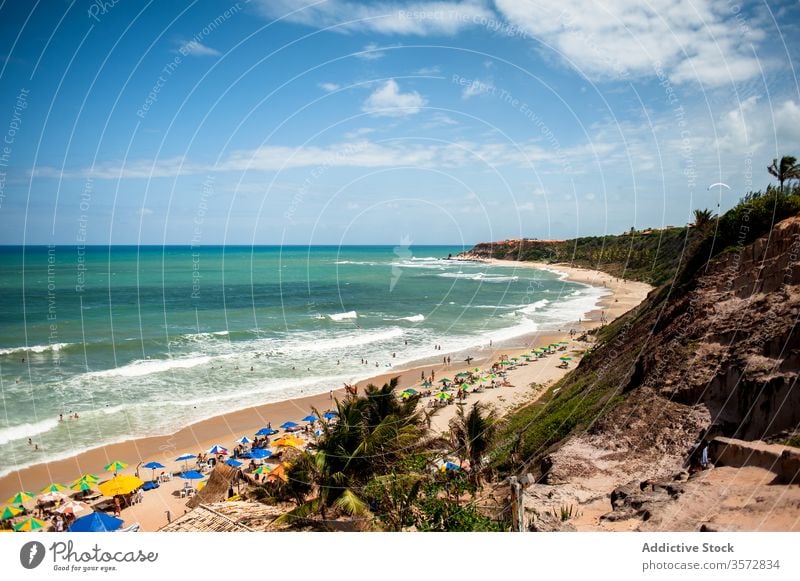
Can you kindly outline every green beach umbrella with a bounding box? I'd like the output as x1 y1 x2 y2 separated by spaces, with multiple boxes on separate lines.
559 341 569 345
402 388 419 395
70 480 94 492
559 356 572 361
13 517 48 532
104 460 128 472
40 483 67 494
1 505 23 520
438 378 451 384
73 473 99 484
254 465 272 475
499 360 511 365
455 372 470 378
420 381 433 388
6 491 35 505
459 384 470 391
435 392 451 400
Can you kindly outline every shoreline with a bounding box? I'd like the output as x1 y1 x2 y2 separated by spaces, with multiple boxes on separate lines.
0 261 652 525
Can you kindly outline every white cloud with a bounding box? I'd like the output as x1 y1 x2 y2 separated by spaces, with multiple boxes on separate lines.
319 82 340 92
255 0 492 35
461 77 494 99
354 42 385 60
176 40 221 57
494 0 765 86
362 79 426 117
415 65 441 75
714 97 800 153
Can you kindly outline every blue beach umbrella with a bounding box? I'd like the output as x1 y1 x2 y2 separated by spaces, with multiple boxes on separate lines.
249 448 272 459
225 459 243 467
235 436 252 445
179 470 204 480
68 512 124 533
280 421 298 430
302 415 318 423
323 412 337 420
207 445 228 455
255 428 277 436
175 453 196 472
142 461 165 481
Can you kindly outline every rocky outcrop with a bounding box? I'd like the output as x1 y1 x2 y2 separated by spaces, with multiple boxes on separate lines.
710 436 800 483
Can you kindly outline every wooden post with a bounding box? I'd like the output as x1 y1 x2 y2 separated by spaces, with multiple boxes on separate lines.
509 476 524 532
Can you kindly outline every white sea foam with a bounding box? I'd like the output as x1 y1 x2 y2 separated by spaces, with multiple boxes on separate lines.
384 314 425 322
0 342 71 356
88 355 212 378
328 311 358 321
516 299 550 315
438 272 519 283
0 417 60 445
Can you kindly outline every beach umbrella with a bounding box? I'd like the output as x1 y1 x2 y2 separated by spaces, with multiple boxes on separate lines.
175 452 196 472
70 480 94 493
40 483 67 494
458 384 470 391
142 461 165 481
559 341 569 345
13 517 48 532
402 388 419 396
40 491 69 503
6 491 35 505
104 460 128 473
72 473 99 484
68 512 123 533
420 381 433 388
178 470 204 480
559 356 572 361
510 357 519 361
207 445 228 455
499 360 511 366
55 501 90 516
322 412 337 420
438 378 451 384
0 505 23 520
255 427 277 436
197 480 208 492
225 458 243 467
272 435 304 448
280 421 298 430
302 415 318 423
254 465 272 475
235 436 252 445
455 372 470 378
98 475 144 497
435 392 451 401
248 448 272 459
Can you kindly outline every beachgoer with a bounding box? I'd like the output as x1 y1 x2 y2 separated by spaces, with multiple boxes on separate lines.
114 497 121 516
34 444 39 451
250 366 254 371
27 438 32 445
421 370 425 380
59 413 63 422
700 440 709 469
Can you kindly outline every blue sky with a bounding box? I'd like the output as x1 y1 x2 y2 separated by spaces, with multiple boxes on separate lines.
0 0 798 245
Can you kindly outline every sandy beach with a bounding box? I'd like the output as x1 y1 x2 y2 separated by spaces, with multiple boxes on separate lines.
0 261 651 531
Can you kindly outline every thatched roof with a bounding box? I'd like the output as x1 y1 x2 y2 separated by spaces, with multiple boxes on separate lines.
159 504 254 532
186 462 238 509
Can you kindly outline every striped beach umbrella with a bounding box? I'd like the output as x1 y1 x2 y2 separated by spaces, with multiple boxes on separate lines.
1 505 23 520
104 460 128 472
6 491 35 505
235 436 252 445
40 483 67 494
13 517 48 532
207 445 228 455
70 480 94 493
72 473 99 484
254 465 272 475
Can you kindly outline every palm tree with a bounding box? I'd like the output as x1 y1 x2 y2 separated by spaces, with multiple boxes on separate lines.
692 208 714 229
277 377 427 527
767 156 800 193
448 402 498 488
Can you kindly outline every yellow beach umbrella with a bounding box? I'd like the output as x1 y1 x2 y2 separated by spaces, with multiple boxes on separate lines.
104 460 128 472
72 473 99 484
253 465 272 475
6 491 35 505
1 505 23 520
98 475 144 497
40 483 67 494
13 517 48 532
70 479 94 492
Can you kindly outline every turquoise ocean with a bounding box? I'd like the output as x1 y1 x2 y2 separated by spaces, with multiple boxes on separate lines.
0 245 607 476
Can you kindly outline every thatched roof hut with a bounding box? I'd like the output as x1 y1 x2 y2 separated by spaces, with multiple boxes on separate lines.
159 504 253 532
186 462 239 509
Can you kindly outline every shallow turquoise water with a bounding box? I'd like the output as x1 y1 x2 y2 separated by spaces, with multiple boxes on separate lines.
0 245 604 475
